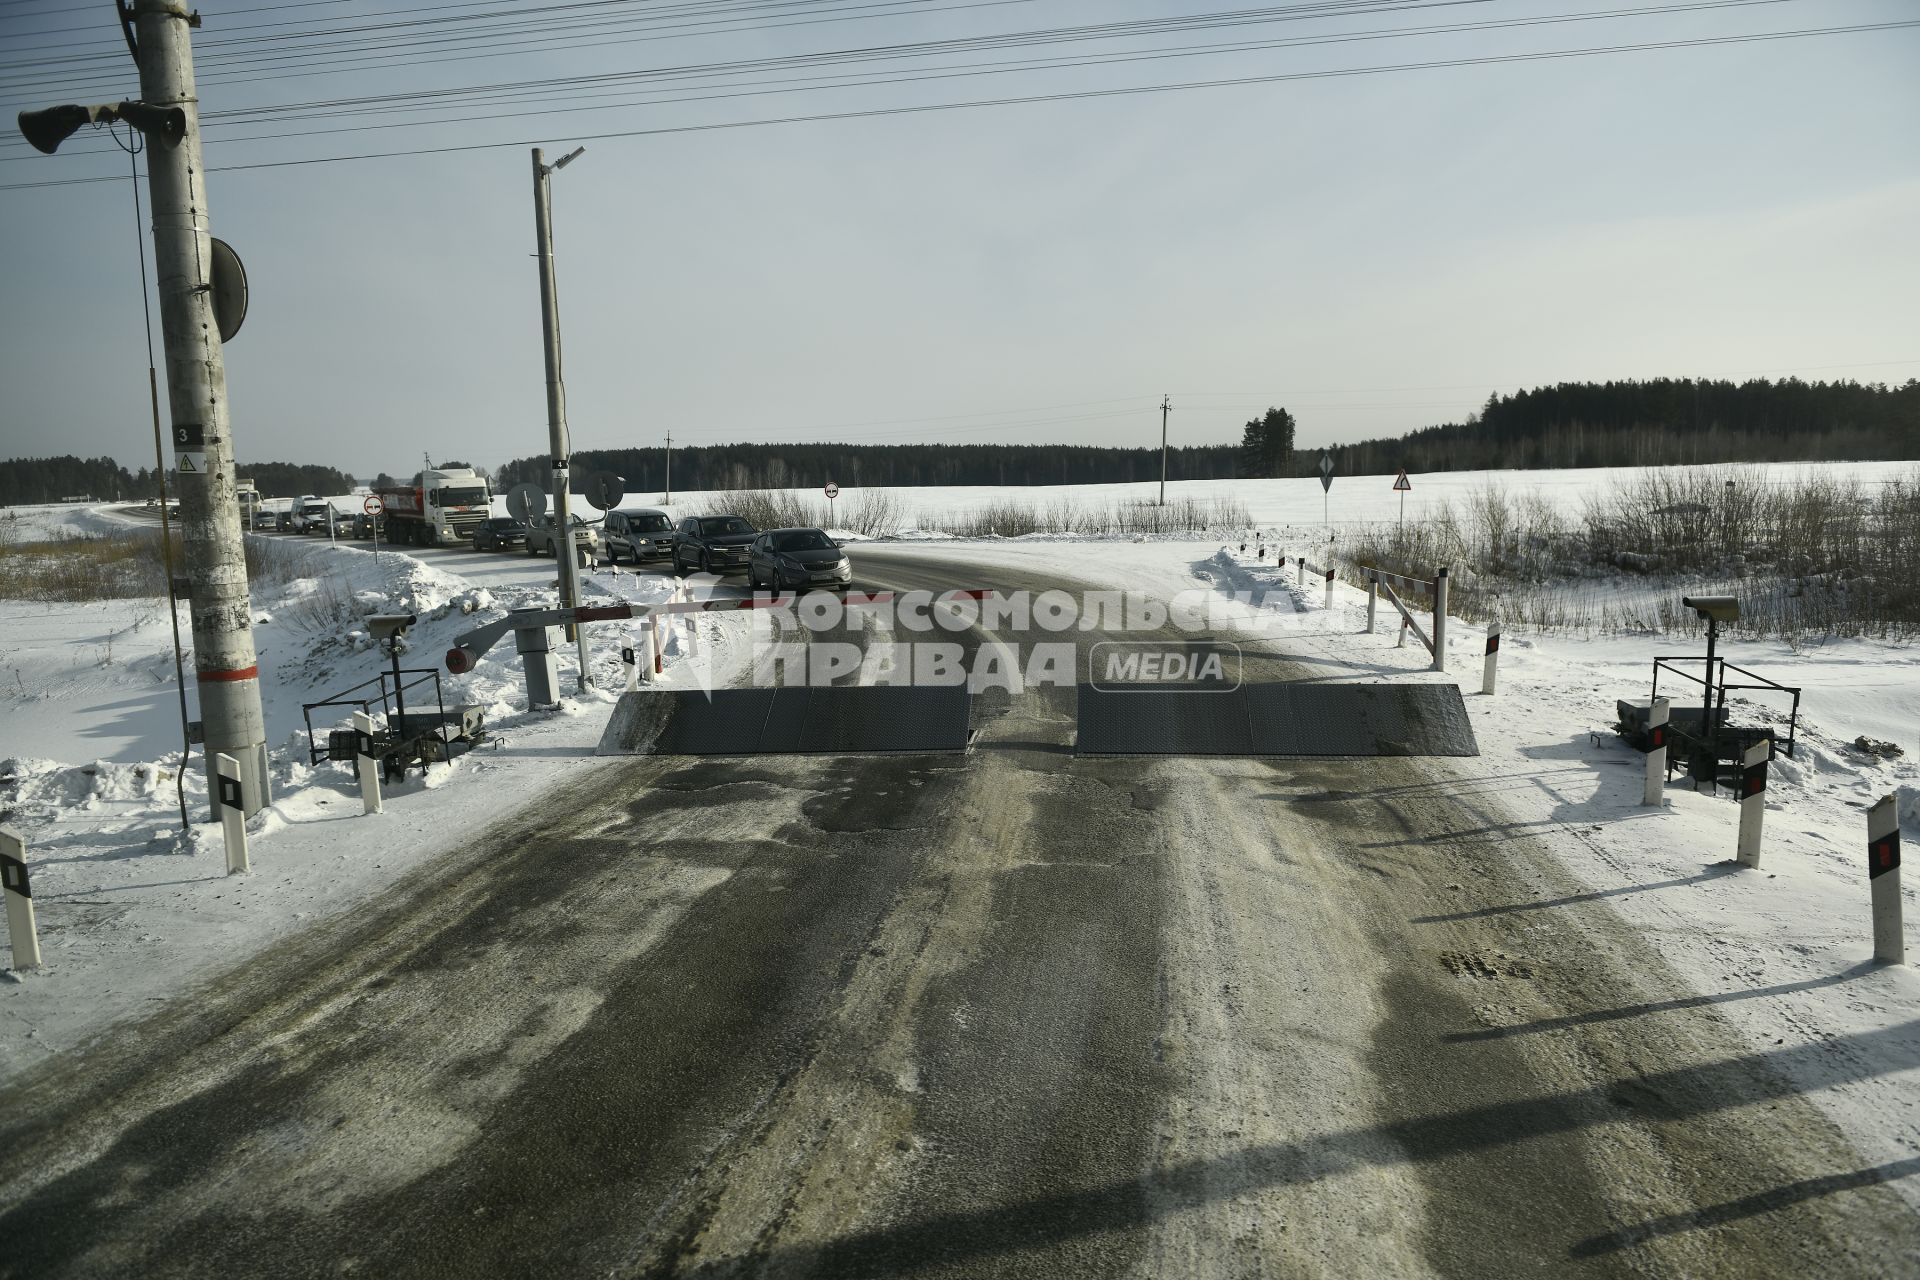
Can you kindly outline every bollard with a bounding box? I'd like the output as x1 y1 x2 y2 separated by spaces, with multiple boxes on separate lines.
1296 556 1306 587
651 612 664 674
1 826 42 971
1324 565 1335 612
1869 794 1903 965
1366 572 1378 635
622 644 639 692
216 752 250 874
352 710 383 816
1432 565 1449 673
1643 698 1670 807
1481 622 1502 695
1735 739 1768 868
1396 614 1409 648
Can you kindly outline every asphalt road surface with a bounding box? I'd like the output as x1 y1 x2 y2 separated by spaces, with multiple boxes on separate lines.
1 547 1914 1277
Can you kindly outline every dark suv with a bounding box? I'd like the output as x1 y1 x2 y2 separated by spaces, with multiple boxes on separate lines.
672 515 757 576
471 516 528 552
604 508 675 566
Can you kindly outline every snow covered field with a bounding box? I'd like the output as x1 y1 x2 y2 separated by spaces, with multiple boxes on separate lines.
590 458 1915 532
1 465 1917 1197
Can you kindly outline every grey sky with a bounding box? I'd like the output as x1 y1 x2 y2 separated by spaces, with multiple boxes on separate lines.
2 0 1915 479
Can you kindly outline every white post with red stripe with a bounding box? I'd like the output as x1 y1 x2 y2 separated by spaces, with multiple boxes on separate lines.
1735 739 1768 869
1643 698 1669 807
1 826 41 971
215 752 250 874
1869 794 1903 965
650 613 664 675
1480 622 1501 695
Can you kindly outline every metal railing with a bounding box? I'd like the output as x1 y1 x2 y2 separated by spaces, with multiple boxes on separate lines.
301 666 451 766
1651 654 1802 760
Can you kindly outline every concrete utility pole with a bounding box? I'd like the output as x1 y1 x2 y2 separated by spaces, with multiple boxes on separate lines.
135 0 269 815
532 145 592 691
1158 394 1172 506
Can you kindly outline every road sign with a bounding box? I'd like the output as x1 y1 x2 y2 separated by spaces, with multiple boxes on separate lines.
363 495 384 515
506 482 548 524
583 470 625 512
176 452 206 475
824 482 840 500
1393 469 1412 492
1318 454 1334 494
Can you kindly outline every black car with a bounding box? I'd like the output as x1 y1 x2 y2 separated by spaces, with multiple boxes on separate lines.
746 528 852 591
672 515 757 576
471 516 528 552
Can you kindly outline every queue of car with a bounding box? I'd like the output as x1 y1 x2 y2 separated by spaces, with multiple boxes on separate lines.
254 496 854 589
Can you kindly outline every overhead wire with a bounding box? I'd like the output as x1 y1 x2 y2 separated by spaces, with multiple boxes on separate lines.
0 0 1465 96
4 15 1909 192
170 0 1826 151
0 0 1844 164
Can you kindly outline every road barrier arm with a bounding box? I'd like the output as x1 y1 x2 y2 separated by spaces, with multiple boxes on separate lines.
1378 581 1434 657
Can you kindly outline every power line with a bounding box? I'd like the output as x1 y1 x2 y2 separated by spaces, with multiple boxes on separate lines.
0 0 1465 97
5 12 1901 186
2 0 1640 153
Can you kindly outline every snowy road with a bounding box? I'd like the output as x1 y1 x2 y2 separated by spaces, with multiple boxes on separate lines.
0 549 1914 1276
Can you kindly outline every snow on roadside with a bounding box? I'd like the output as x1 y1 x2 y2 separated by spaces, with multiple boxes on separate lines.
1202 542 1920 1198
0 518 736 1081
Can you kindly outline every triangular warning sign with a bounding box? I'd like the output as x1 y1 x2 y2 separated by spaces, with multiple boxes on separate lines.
177 454 198 473
1392 469 1411 491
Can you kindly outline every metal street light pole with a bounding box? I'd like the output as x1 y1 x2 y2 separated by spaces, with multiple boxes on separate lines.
132 0 269 815
532 145 591 691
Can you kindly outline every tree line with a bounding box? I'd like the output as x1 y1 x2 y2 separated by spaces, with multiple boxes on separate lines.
495 442 1244 495
0 456 357 507
1303 377 1917 477
6 377 1911 506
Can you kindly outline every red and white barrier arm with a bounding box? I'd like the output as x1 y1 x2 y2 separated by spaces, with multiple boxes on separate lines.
448 590 992 672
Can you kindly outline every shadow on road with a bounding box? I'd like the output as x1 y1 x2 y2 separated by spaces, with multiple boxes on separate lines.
1441 961 1881 1043
1410 864 1741 924
670 1020 1920 1278
1568 1157 1920 1258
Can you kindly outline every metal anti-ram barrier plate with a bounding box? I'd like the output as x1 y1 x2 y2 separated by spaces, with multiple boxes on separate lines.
597 685 971 756
1074 682 1478 757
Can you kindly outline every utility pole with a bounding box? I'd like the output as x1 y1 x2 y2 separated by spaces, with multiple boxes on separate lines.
664 429 673 504
532 145 591 691
135 0 268 816
1158 394 1171 506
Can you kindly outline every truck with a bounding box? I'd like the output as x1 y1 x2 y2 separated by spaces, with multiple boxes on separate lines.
374 467 493 547
236 478 259 527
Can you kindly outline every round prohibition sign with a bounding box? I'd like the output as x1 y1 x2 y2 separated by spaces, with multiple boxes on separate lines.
363 495 384 515
824 482 840 499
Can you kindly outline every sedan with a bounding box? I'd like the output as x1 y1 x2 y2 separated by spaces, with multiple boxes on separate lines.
746 527 853 591
471 516 528 552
